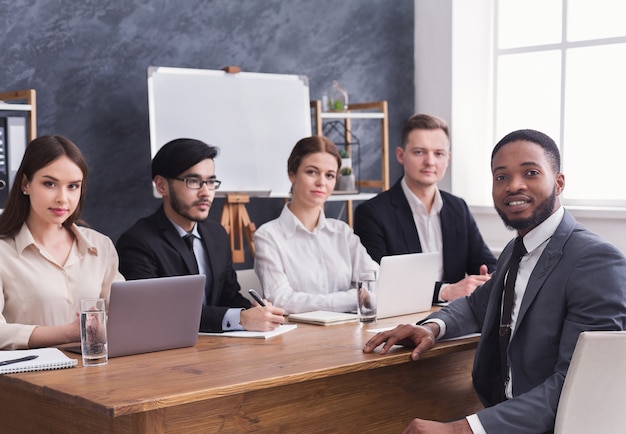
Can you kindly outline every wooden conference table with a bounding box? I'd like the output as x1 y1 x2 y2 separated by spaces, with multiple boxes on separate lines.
0 311 482 433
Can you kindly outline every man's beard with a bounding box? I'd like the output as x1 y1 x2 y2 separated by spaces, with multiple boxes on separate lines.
169 188 211 223
496 187 556 232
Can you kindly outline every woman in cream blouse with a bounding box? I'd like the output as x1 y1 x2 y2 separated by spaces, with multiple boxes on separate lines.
0 135 123 350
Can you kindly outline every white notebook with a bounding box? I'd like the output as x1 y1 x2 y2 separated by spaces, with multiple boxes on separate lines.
288 310 358 326
200 323 298 339
0 348 77 374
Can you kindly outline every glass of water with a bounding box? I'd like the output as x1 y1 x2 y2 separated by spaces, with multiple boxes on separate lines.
357 270 378 323
80 298 108 366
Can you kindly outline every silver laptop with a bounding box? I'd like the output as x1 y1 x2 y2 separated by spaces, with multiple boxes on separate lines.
68 275 205 357
376 252 440 319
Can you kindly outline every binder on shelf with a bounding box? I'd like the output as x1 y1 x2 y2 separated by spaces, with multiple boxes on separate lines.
0 117 8 207
6 116 27 190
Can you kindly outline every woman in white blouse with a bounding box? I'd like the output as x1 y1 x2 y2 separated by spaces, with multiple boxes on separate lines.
0 135 123 350
254 136 378 314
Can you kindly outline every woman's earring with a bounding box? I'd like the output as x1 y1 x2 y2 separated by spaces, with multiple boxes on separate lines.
23 191 28 195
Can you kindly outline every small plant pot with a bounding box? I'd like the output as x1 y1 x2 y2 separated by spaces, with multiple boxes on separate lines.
336 174 355 191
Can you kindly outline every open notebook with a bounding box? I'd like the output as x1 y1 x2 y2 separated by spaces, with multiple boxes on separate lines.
0 348 77 374
288 310 358 326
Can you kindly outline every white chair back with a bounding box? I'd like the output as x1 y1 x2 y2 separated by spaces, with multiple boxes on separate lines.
554 330 626 434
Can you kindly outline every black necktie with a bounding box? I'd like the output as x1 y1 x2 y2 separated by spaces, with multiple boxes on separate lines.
499 236 527 397
183 233 199 273
183 233 195 253
183 233 210 302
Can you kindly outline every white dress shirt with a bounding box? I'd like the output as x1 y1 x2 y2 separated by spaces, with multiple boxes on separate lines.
401 177 445 280
254 204 378 315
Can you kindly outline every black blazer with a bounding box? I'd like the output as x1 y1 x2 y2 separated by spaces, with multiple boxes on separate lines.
353 179 497 302
116 206 251 332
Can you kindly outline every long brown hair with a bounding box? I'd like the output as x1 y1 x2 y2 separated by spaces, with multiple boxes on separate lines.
0 135 89 237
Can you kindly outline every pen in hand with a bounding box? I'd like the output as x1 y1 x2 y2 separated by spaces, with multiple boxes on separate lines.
248 289 266 307
0 355 39 366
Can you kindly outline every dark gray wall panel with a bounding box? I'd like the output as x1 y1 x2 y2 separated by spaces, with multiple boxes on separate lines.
0 0 414 265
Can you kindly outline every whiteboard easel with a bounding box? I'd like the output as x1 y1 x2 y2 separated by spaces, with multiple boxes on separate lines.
147 66 311 262
148 66 311 197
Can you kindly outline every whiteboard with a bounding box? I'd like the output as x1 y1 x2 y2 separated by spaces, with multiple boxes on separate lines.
147 66 311 197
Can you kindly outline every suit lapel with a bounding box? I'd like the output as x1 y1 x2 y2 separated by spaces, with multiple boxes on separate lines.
155 207 199 274
389 182 422 252
483 239 515 333
197 223 216 302
514 211 576 336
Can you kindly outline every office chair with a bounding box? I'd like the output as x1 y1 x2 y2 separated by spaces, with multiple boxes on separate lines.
554 330 626 434
236 269 264 303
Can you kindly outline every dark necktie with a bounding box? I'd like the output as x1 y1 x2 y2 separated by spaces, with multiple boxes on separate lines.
183 233 210 303
183 233 198 273
499 236 527 398
183 233 195 252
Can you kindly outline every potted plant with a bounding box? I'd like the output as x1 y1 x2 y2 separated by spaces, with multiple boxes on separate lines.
328 81 349 112
336 166 355 191
338 149 351 171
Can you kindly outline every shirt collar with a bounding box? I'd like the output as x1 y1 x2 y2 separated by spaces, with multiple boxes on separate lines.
401 176 443 214
279 204 338 237
168 218 200 238
520 206 564 253
15 222 98 256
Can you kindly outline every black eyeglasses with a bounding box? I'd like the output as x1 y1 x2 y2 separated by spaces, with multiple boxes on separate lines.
171 177 222 190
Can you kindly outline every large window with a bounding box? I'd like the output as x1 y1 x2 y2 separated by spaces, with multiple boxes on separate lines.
494 0 626 207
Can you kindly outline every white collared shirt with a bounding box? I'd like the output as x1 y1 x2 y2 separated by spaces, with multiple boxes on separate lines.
254 204 378 315
401 177 444 280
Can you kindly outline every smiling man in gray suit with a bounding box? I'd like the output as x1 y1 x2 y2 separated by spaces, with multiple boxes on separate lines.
363 129 626 434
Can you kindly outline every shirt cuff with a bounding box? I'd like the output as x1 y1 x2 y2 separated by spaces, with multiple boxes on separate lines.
421 318 446 339
222 308 245 331
466 414 486 434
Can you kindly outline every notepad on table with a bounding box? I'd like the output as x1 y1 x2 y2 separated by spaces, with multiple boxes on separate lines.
288 310 358 326
0 348 78 374
199 323 298 339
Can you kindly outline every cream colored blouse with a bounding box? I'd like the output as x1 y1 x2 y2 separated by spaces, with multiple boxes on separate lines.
0 223 123 349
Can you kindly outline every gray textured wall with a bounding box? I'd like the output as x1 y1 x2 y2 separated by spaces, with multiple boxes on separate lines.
1 0 414 265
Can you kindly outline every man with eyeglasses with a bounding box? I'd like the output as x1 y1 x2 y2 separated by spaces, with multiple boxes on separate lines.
116 138 285 333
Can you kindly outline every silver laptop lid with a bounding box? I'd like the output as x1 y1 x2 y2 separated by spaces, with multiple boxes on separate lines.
107 275 205 357
376 252 440 319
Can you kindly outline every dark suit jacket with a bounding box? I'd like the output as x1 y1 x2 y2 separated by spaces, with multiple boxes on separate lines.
116 206 251 332
353 179 497 302
428 210 626 433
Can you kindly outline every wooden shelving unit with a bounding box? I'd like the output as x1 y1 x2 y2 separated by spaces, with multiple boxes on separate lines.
0 89 37 141
0 89 37 207
310 100 389 225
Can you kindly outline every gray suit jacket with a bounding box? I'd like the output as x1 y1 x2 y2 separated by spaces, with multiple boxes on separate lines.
428 210 626 433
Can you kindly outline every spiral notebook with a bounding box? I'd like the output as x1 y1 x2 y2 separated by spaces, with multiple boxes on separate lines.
0 348 77 374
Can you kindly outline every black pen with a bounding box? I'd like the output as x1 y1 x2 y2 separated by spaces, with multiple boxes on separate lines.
0 355 39 366
248 289 266 307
